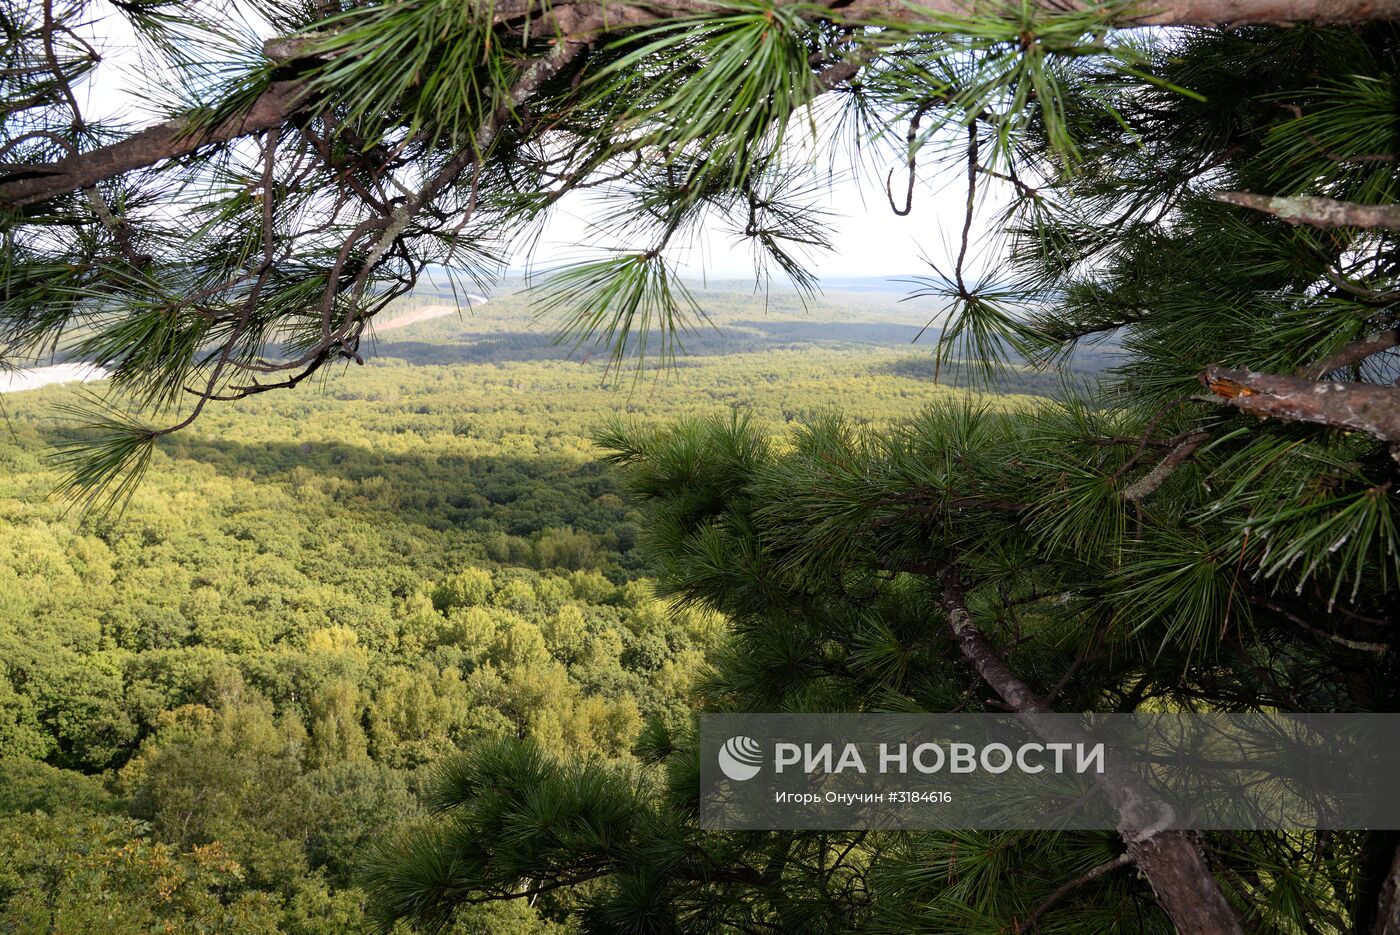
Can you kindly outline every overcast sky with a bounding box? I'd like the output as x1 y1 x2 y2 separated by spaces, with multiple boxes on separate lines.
527 162 988 281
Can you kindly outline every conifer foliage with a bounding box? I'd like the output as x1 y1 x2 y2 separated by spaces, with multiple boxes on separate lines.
371 12 1396 935
5 0 1400 932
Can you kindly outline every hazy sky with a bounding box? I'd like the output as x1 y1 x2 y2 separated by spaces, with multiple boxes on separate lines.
527 162 986 281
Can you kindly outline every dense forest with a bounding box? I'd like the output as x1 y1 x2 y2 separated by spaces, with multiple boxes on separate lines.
0 285 1032 933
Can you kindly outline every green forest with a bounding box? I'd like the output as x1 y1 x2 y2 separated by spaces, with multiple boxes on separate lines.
0 286 1029 933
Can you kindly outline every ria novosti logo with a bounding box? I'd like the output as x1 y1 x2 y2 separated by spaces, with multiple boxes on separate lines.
715 735 1109 782
717 735 763 781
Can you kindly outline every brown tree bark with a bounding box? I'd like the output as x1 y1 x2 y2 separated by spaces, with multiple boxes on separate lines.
1302 329 1400 380
5 0 1400 209
938 570 1244 935
514 0 1400 30
1200 365 1400 444
0 79 310 209
1093 0 1400 22
1375 842 1400 934
1215 191 1400 230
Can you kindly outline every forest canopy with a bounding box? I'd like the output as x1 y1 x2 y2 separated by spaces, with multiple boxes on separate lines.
1 306 1022 933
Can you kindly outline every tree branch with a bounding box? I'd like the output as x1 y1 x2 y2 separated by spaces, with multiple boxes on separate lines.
1024 852 1133 933
1124 431 1210 502
885 101 931 216
1301 327 1400 380
1376 841 1400 935
937 568 1243 935
1199 364 1400 443
0 78 310 208
1258 598 1389 654
167 41 587 413
498 0 1400 31
6 1 1400 209
1214 191 1400 230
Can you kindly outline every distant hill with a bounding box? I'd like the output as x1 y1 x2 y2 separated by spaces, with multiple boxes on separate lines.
3 277 1114 401
378 280 1116 399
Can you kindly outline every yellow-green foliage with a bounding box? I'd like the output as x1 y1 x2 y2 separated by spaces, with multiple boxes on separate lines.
0 287 1029 932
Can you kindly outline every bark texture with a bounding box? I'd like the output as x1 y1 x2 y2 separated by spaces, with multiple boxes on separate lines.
1378 843 1400 935
1215 191 1400 229
0 79 310 209
938 571 1244 935
1200 365 1400 443
1124 431 1210 502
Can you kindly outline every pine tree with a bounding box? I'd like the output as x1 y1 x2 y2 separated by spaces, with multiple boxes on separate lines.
6 0 1400 932
374 13 1394 935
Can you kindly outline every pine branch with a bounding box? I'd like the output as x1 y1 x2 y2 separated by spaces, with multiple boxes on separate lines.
221 42 583 388
936 567 1244 935
1023 852 1132 933
1199 364 1400 444
1214 191 1400 230
495 0 1400 29
7 1 1400 209
1301 326 1400 379
1123 431 1210 502
0 77 309 208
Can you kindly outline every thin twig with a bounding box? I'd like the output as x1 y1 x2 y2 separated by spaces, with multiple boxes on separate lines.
885 102 931 217
1109 396 1195 484
1024 853 1133 933
1123 431 1210 502
955 123 978 298
1259 598 1389 653
1300 327 1399 380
